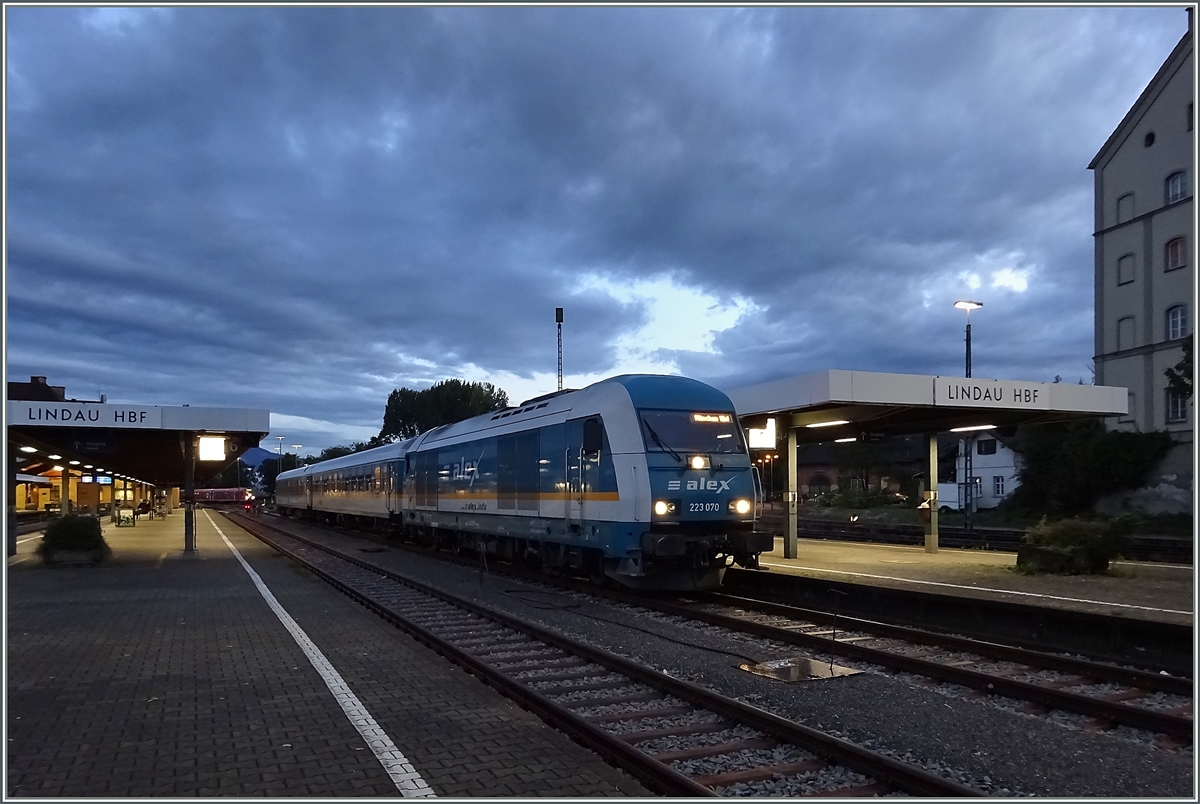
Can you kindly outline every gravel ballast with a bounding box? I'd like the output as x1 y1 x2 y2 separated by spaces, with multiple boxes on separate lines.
276 522 1194 798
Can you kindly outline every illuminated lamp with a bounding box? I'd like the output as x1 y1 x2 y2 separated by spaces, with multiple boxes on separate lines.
198 436 227 461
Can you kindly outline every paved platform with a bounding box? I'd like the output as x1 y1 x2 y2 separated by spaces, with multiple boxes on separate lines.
760 536 1193 626
5 511 649 797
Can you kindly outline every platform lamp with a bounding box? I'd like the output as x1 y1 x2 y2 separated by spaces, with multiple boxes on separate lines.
953 300 983 531
953 300 982 379
291 445 303 472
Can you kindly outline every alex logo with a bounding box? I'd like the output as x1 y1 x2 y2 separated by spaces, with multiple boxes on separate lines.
450 451 485 485
667 479 731 492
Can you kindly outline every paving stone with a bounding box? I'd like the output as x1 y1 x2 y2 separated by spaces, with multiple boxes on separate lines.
7 512 649 797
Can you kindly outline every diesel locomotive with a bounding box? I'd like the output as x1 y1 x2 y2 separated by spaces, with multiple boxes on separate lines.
275 374 774 590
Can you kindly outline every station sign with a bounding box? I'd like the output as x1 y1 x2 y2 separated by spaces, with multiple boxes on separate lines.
934 378 1050 410
8 401 164 429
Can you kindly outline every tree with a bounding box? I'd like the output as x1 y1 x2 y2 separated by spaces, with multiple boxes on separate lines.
259 453 302 497
1006 420 1172 515
377 379 509 441
1165 338 1193 399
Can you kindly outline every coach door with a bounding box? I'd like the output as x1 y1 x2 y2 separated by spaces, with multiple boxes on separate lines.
305 475 313 510
565 417 603 529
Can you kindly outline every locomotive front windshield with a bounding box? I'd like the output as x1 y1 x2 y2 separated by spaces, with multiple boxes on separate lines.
638 410 746 455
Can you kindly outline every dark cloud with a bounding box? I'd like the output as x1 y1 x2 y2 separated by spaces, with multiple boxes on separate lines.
5 6 1185 450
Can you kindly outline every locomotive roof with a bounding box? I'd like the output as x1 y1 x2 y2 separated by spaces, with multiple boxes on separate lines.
283 374 736 477
411 374 736 449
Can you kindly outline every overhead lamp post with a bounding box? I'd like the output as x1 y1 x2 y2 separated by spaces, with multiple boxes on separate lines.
953 300 982 378
291 445 303 472
953 300 983 530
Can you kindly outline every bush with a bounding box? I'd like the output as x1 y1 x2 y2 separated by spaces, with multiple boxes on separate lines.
1017 517 1128 574
1008 420 1173 515
37 515 110 560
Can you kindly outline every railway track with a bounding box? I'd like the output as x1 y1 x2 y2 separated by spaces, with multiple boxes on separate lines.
612 591 1194 746
230 513 981 797
240 513 1193 748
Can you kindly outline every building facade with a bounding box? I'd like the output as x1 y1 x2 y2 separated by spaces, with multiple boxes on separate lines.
1090 12 1194 512
937 435 1021 512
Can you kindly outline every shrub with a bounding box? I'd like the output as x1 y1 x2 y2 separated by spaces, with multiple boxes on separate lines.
37 515 110 559
1018 517 1128 574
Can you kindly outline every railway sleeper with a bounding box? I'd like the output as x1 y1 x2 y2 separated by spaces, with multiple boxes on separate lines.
620 722 732 743
694 758 827 788
651 737 778 763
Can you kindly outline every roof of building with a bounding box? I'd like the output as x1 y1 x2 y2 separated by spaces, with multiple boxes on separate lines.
1088 18 1192 170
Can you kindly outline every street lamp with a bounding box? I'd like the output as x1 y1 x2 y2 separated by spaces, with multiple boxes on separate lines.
953 300 983 378
953 300 983 529
290 445 303 472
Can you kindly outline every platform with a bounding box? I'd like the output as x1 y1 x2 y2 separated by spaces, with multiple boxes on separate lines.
5 511 648 797
759 536 1193 626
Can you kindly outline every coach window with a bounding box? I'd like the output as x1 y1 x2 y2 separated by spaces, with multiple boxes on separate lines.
1165 237 1187 271
1116 193 1134 223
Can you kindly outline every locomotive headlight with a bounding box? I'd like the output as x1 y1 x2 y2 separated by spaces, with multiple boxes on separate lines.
689 455 711 470
730 498 752 515
653 500 678 516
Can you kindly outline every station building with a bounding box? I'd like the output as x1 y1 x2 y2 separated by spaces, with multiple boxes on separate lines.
1089 9 1194 512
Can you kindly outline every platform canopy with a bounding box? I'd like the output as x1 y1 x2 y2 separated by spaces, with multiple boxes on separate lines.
727 369 1127 442
8 401 270 487
725 369 1129 559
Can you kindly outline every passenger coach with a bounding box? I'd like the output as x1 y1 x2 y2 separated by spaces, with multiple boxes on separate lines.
276 374 774 590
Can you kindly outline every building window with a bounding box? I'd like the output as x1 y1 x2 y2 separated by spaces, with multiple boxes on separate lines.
1166 171 1186 204
977 439 997 455
1117 253 1135 284
1116 193 1135 223
1165 237 1187 271
1118 391 1136 424
1166 389 1188 423
1117 316 1135 351
1166 305 1188 340
993 476 1005 496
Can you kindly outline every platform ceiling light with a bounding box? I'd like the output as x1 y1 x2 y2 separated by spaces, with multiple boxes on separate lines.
805 420 850 428
84 464 93 469
19 446 37 453
47 454 62 460
198 436 227 461
68 460 80 465
52 465 64 472
833 437 857 443
950 424 997 432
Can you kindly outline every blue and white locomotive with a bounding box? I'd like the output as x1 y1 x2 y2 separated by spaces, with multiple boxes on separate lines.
275 374 774 590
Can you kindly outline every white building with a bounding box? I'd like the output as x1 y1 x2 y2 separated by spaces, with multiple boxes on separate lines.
937 435 1020 512
1089 10 1194 512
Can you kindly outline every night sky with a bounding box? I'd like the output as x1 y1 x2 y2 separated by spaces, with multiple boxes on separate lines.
5 6 1187 454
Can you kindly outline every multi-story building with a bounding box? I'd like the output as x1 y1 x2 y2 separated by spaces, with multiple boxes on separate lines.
1089 10 1194 512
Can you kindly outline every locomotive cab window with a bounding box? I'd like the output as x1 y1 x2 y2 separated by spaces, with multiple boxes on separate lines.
638 410 746 454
